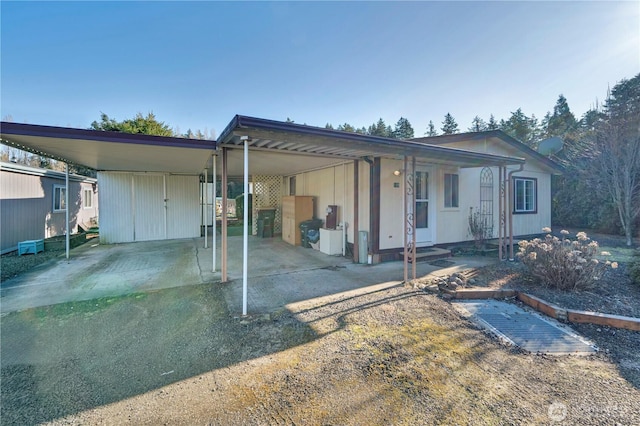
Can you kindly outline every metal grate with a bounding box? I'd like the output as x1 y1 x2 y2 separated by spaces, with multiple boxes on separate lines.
252 175 283 235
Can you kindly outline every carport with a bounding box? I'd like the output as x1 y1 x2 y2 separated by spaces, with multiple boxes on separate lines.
1 117 525 315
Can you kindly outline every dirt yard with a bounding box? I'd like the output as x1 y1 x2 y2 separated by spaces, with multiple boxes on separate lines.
1 277 639 425
2 229 639 425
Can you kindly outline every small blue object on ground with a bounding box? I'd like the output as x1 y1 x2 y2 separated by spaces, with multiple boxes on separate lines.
17 239 44 256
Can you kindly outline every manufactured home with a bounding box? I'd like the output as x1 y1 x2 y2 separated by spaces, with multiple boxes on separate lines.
0 116 562 282
0 161 98 254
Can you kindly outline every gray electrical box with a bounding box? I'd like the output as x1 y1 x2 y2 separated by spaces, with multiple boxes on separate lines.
358 230 368 264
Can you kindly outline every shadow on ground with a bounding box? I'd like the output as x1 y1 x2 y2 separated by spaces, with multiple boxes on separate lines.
1 281 318 424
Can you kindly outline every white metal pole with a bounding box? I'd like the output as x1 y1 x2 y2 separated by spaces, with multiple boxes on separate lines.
204 168 208 249
242 138 249 316
212 153 217 272
65 163 70 259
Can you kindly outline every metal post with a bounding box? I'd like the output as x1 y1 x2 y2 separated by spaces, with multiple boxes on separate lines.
498 166 503 260
212 154 217 272
353 160 359 263
403 156 408 283
411 156 417 280
65 163 70 259
221 148 228 282
242 137 249 316
204 168 208 249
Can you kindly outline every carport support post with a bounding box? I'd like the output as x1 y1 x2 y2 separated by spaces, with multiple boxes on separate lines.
204 168 208 249
65 163 70 259
212 154 217 272
221 148 228 282
353 160 359 263
242 136 250 316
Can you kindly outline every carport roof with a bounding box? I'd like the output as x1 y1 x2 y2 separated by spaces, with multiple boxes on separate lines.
0 121 216 174
1 116 530 177
218 115 526 172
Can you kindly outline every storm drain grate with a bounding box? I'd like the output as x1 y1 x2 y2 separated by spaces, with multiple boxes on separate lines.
454 300 597 355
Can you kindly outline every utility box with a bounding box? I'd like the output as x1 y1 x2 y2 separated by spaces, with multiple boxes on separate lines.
320 228 343 255
358 231 368 264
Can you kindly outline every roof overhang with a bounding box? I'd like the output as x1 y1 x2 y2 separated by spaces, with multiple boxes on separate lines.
218 115 526 175
0 122 216 174
412 130 564 174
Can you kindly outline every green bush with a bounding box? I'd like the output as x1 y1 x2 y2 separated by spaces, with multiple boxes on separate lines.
630 249 640 286
516 228 617 291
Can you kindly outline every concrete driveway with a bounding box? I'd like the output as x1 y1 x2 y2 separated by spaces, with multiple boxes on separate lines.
1 235 495 314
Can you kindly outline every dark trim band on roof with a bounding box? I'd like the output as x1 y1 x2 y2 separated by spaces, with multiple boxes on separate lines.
0 122 216 150
218 115 527 168
412 130 564 173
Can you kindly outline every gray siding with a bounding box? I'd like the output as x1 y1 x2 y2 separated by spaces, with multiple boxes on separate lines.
1 164 98 253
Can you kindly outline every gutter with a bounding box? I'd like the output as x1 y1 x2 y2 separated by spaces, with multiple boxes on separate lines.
507 164 525 260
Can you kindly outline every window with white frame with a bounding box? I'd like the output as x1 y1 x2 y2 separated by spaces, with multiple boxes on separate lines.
514 177 537 213
53 185 66 212
83 189 93 209
444 173 459 208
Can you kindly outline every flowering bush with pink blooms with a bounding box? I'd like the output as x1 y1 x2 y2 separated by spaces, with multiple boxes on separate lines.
517 228 617 291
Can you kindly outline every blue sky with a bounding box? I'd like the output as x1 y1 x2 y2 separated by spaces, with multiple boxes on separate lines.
1 1 638 138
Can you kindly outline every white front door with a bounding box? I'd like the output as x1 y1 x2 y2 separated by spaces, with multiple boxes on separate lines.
415 168 434 245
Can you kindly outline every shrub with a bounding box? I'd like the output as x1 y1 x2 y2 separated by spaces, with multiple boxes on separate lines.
516 228 616 291
630 249 640 286
468 207 493 249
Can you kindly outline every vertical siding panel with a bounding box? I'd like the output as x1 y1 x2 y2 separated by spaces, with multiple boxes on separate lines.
166 175 200 239
133 174 165 241
99 172 133 244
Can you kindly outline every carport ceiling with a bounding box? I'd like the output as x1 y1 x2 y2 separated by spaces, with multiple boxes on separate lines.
218 115 526 176
0 122 215 174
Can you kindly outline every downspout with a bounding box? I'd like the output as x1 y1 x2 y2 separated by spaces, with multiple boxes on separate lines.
507 163 524 260
363 156 378 262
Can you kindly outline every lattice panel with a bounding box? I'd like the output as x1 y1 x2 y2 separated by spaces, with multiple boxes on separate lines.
252 175 283 235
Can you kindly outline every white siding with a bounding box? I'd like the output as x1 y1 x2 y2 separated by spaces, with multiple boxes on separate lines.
133 175 166 241
167 175 200 239
98 172 134 244
379 159 405 250
99 172 200 244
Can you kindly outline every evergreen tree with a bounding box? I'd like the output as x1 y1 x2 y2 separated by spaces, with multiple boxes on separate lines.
441 113 459 135
393 117 414 139
500 108 539 149
368 118 390 137
425 120 438 136
487 114 499 130
546 94 577 138
325 123 334 130
337 123 356 133
91 112 173 136
468 116 487 132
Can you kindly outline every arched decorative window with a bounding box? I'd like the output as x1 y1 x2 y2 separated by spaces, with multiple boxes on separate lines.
480 167 494 233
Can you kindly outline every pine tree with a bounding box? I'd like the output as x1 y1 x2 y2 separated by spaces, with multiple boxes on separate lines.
468 116 487 132
487 114 499 130
425 120 438 136
393 117 414 140
441 113 459 135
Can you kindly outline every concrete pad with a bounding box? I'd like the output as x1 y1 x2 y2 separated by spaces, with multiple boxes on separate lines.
453 300 597 355
1 231 497 315
1 238 204 313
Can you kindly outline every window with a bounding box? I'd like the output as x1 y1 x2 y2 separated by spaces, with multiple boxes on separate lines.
53 185 66 212
444 173 459 208
514 177 537 213
83 189 93 209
